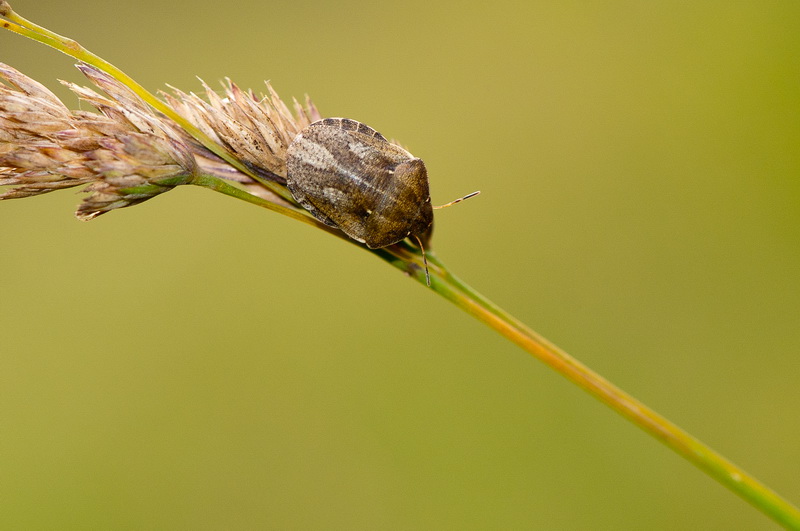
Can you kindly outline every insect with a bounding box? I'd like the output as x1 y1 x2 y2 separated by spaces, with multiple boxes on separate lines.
286 117 477 285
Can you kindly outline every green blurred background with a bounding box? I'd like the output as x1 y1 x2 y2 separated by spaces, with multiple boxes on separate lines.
2 1 799 529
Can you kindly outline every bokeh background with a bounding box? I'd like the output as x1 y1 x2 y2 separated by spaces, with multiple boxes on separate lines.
2 1 799 529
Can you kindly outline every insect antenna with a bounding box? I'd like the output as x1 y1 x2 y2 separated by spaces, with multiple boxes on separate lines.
417 190 480 286
413 234 431 287
433 190 480 209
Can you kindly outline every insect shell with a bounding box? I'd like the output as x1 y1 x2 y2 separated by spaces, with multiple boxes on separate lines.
286 117 433 249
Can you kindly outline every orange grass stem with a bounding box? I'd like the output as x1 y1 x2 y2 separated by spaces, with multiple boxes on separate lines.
3 2 799 527
394 250 800 530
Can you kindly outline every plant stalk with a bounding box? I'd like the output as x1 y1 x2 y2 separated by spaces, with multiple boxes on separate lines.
388 250 800 530
3 2 799 527
0 0 294 203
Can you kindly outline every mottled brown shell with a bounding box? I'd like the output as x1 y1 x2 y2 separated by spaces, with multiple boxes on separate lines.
286 118 433 249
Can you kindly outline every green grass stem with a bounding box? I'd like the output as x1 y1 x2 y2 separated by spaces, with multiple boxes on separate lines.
3 2 799 527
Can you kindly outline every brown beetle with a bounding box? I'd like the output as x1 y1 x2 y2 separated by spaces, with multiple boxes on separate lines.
286 117 477 284
286 117 433 248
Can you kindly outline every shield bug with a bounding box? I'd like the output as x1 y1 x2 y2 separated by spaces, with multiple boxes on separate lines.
286 117 478 285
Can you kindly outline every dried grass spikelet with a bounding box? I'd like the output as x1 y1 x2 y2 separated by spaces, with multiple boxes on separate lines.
162 79 320 200
0 61 320 218
0 63 193 219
